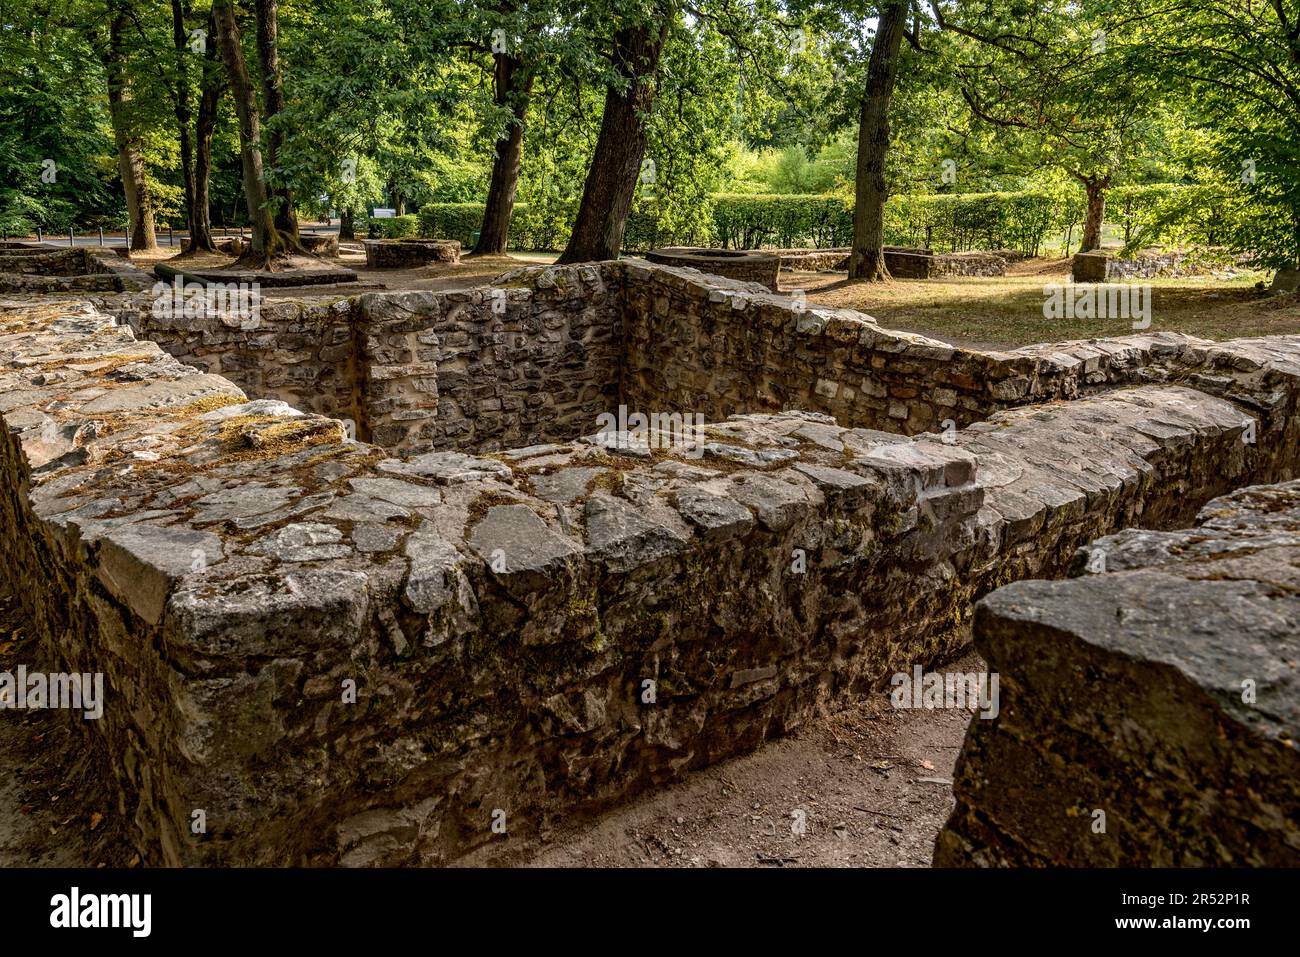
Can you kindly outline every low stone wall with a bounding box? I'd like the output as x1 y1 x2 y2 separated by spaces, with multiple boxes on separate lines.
126 259 1300 457
1072 248 1233 282
355 264 623 451
936 479 1300 866
933 251 1008 277
301 234 339 257
127 296 361 426
778 247 1006 277
619 260 1300 438
645 247 780 290
2 294 1297 868
0 248 152 293
132 265 625 453
363 239 461 268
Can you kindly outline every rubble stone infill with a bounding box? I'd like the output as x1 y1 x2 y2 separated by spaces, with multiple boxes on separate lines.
1 296 1292 867
935 479 1300 867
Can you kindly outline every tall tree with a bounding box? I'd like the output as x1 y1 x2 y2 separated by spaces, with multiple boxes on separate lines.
160 1 223 253
475 40 535 254
848 0 907 279
97 0 159 250
557 6 673 263
212 0 279 259
211 0 306 264
254 0 302 242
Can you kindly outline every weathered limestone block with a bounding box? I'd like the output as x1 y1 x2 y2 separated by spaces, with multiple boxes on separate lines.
1071 250 1111 282
936 480 1300 866
645 248 780 291
363 239 460 268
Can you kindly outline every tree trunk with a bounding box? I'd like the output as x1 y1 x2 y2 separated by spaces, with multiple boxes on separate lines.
1079 175 1110 252
254 0 301 243
340 208 355 240
104 2 158 252
191 15 221 252
170 0 218 254
557 22 667 264
849 0 908 281
474 54 534 256
212 0 281 259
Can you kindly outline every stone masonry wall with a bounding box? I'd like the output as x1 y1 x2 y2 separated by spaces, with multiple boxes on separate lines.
1 296 1297 868
355 264 623 451
127 260 1300 455
0 248 152 294
130 265 623 452
128 296 361 426
936 479 1300 866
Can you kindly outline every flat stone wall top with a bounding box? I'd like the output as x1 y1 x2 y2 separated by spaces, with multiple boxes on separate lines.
645 247 780 291
937 479 1300 866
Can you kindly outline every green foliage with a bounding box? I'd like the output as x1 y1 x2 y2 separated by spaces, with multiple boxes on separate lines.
711 193 851 248
417 203 487 245
886 191 1072 257
368 214 419 238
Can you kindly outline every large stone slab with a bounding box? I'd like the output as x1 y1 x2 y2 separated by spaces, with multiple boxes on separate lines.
936 480 1300 866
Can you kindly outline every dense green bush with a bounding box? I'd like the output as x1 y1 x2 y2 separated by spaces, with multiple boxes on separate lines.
1110 184 1234 252
367 214 419 238
416 203 484 246
410 186 1215 257
416 202 574 251
712 194 851 249
884 191 1073 256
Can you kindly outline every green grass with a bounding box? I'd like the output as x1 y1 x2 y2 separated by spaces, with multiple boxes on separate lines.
792 268 1297 349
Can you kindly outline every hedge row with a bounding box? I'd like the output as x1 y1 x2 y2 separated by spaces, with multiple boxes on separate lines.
403 186 1217 255
415 203 574 250
367 215 419 239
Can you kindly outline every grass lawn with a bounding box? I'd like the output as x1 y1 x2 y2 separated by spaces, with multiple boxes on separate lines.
788 259 1300 350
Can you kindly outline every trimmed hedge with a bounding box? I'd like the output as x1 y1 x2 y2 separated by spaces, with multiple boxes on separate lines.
416 202 574 251
712 194 852 249
411 186 1210 257
367 214 419 239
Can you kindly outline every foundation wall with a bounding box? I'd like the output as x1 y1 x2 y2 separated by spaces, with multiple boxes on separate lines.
2 292 1297 868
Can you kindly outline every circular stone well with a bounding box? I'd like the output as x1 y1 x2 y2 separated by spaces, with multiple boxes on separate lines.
646 247 780 291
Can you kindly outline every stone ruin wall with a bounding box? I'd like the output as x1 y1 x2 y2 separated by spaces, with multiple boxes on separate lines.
128 265 624 454
937 479 1300 866
0 248 152 294
132 259 1295 452
2 260 1299 868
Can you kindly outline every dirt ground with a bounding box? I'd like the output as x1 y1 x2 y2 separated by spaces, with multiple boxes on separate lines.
0 589 134 868
0 579 974 868
506 668 975 869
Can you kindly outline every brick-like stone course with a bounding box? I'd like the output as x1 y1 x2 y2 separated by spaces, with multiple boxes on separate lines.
2 292 1297 867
